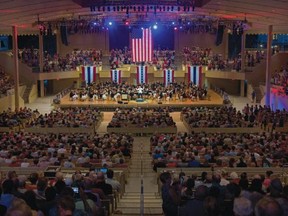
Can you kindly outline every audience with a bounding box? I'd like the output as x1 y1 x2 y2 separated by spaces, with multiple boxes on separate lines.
19 48 103 72
108 107 176 128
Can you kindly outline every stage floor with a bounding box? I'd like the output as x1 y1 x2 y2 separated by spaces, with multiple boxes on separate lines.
58 90 224 109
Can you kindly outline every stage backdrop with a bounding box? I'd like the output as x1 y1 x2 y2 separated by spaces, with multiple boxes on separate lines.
109 25 130 50
152 26 174 50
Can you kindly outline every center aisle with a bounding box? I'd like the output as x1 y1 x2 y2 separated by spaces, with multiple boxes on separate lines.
170 111 189 133
113 137 163 215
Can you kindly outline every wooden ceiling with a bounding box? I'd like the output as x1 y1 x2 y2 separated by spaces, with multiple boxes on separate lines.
0 0 288 34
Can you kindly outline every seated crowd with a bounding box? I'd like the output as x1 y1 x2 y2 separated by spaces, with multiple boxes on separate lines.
27 107 102 128
182 47 228 71
160 168 288 216
182 104 287 129
271 64 288 95
109 47 177 70
151 131 288 170
152 49 176 70
108 107 176 128
0 69 14 97
0 168 122 215
19 48 103 72
0 132 132 168
0 107 39 128
109 48 132 68
69 81 208 102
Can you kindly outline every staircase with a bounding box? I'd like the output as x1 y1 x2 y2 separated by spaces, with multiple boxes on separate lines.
174 54 183 71
23 84 33 104
114 137 163 216
253 85 263 103
102 55 111 71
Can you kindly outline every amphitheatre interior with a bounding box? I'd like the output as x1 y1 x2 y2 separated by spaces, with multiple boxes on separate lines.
0 0 288 215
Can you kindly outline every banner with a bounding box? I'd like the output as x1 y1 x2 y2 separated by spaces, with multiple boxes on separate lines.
164 69 174 86
81 66 96 84
136 65 148 84
131 28 153 63
111 69 122 84
187 65 202 86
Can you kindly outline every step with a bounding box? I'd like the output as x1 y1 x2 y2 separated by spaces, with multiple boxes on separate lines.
120 198 162 204
117 202 162 208
113 207 163 215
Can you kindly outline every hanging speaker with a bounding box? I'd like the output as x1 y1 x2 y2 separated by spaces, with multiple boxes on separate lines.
215 25 225 46
60 26 68 46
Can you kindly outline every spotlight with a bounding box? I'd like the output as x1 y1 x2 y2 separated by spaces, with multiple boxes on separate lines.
174 27 178 30
109 22 112 26
153 24 158 30
125 21 129 25
172 21 175 25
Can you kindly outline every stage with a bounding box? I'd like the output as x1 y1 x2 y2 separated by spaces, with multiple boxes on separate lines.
58 90 224 110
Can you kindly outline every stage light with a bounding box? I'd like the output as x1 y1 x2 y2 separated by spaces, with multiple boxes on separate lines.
125 21 129 25
153 24 158 30
174 27 178 30
172 21 175 25
109 22 112 26
93 22 97 25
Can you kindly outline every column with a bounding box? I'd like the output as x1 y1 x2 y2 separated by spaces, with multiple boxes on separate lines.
12 26 20 109
240 80 245 97
265 25 273 106
40 80 45 97
56 30 61 54
39 32 44 73
241 32 246 72
223 28 229 60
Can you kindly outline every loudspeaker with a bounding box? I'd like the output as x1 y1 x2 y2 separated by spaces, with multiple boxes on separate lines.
215 25 225 46
60 26 68 46
118 101 123 104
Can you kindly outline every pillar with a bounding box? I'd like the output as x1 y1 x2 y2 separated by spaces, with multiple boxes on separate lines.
241 32 246 72
265 25 273 106
223 28 229 60
40 80 45 97
39 32 44 73
56 30 61 54
12 26 20 109
240 80 245 97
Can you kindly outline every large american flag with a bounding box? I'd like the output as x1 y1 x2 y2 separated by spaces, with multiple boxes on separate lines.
131 28 152 63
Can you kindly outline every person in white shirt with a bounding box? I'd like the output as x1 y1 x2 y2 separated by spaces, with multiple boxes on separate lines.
105 169 121 192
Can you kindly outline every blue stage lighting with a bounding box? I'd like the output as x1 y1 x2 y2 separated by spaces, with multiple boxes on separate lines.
153 24 158 30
